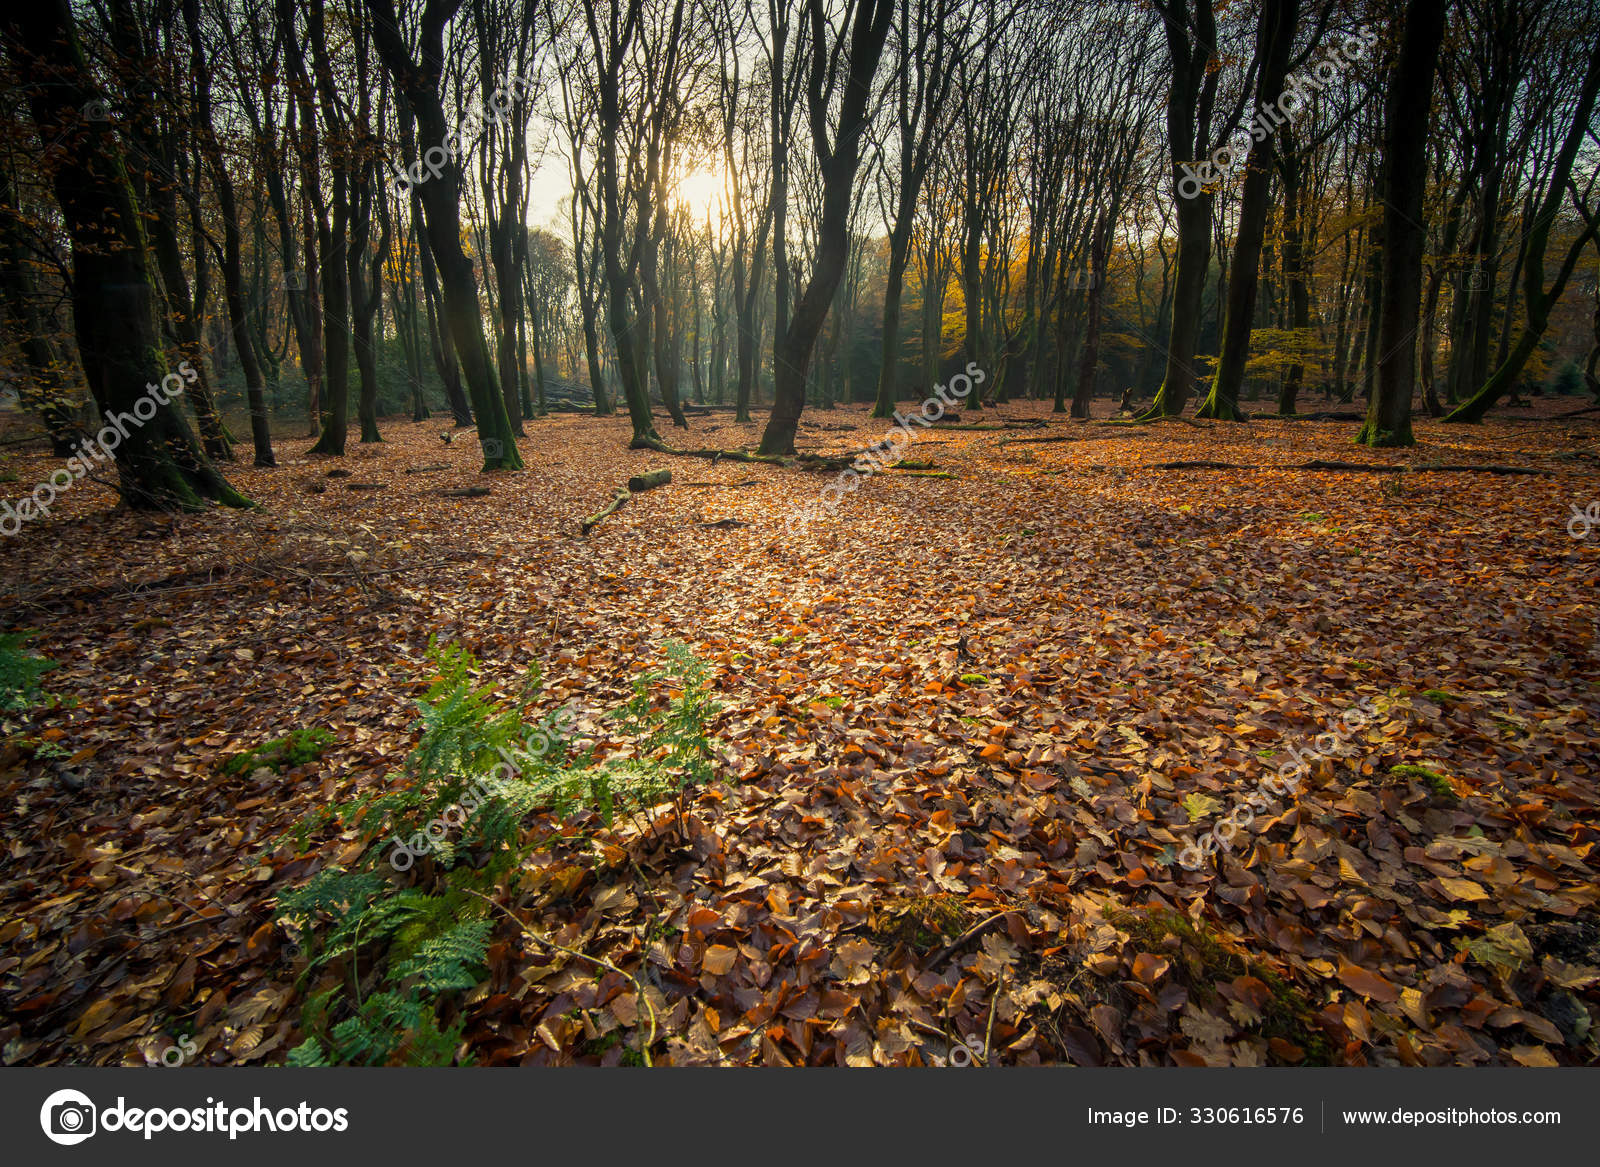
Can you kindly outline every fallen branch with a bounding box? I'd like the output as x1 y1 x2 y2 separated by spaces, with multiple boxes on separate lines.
926 910 1015 968
472 891 656 1068
1415 463 1553 475
696 518 749 529
1144 458 1553 476
439 486 491 498
345 482 385 491
403 464 452 474
683 478 760 488
581 487 632 535
634 439 789 467
999 432 1150 446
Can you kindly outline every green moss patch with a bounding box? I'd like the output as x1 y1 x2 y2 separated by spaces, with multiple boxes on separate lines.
223 727 335 776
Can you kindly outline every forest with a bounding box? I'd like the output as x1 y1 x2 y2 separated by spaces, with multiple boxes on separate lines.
0 0 1598 1074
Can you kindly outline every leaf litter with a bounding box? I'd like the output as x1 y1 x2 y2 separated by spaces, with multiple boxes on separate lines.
1 400 1598 1066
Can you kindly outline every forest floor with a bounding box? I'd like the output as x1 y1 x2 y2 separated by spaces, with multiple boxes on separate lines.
3 396 1599 1066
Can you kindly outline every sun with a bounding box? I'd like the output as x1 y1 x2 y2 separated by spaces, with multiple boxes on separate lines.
673 167 726 222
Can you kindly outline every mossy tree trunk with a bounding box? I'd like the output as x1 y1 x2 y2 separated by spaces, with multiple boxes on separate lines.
4 0 249 511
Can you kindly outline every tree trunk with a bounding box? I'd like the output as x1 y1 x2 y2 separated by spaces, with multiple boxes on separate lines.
5 0 248 510
757 0 894 455
1358 0 1447 447
1445 37 1600 422
185 0 274 466
1197 0 1299 421
365 0 520 469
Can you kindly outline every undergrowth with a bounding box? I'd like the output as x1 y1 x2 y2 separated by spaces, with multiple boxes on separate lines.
0 632 56 716
275 639 720 1066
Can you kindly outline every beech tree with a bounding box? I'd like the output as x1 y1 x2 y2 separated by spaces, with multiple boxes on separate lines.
3 0 248 511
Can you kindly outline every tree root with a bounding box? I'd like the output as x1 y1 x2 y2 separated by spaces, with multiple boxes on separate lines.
1098 414 1212 428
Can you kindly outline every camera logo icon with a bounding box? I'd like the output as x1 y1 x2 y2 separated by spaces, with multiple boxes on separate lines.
947 1035 985 1067
81 99 110 122
480 437 503 459
282 270 308 292
40 1088 97 1145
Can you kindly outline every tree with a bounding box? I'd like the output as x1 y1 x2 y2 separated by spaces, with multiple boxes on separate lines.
1445 33 1600 423
757 0 895 455
3 0 248 511
1359 0 1449 447
1195 0 1302 421
1136 0 1230 420
365 0 522 470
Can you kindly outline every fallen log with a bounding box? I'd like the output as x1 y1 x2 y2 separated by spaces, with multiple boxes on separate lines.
404 464 452 474
345 482 385 491
626 468 672 491
583 469 674 535
697 518 750 529
440 486 491 498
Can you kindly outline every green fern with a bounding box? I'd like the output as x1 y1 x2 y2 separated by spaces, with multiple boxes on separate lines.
0 632 56 714
276 638 723 1066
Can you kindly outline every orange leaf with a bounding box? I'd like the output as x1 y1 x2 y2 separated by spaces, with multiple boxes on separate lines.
1337 959 1400 1003
702 945 738 975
